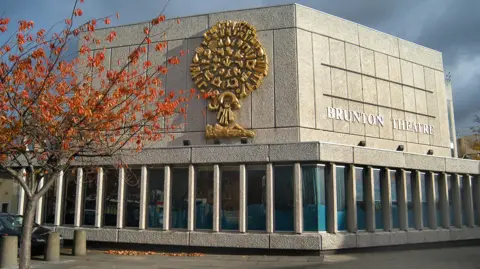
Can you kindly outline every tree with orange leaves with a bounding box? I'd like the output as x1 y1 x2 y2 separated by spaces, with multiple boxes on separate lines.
0 1 190 268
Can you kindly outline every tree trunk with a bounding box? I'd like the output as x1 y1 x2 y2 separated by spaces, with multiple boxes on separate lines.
19 198 36 269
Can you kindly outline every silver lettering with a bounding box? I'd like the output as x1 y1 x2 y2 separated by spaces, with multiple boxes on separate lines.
336 108 343 120
413 123 418 133
423 124 429 134
344 110 351 121
398 120 406 130
407 122 412 131
362 113 367 124
376 116 384 127
353 111 361 123
429 125 434 135
327 107 335 119
392 119 398 129
368 114 376 125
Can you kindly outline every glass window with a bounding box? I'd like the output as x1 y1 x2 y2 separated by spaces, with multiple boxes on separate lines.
195 167 213 230
419 172 428 228
390 170 399 229
221 166 240 231
302 164 326 232
274 165 294 232
406 171 414 228
355 167 366 231
62 170 77 225
103 169 118 227
43 176 56 225
374 169 383 230
171 168 188 229
460 176 468 226
434 174 442 227
247 166 266 231
473 178 479 226
82 170 97 226
124 169 141 227
147 168 164 229
447 174 454 226
337 166 347 231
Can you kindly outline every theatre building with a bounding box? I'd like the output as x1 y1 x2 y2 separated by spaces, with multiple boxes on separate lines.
17 4 480 251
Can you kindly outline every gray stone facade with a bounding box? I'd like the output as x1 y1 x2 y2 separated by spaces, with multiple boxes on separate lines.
86 4 453 156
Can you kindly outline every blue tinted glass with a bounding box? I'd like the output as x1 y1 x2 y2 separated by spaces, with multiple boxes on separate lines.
355 167 365 230
336 166 347 231
171 168 189 229
374 169 383 230
274 166 294 232
390 170 399 229
195 167 213 230
221 167 240 231
247 166 266 231
406 171 414 228
420 173 428 228
302 165 326 232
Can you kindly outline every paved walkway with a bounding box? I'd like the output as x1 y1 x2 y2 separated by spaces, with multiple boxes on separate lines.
28 245 480 269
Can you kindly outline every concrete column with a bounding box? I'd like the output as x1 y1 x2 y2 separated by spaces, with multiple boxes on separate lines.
346 165 357 233
365 167 375 232
397 170 408 231
452 174 462 228
382 168 393 231
463 175 475 228
116 167 125 229
213 165 221 232
44 232 60 261
94 168 104 228
163 166 171 231
17 168 26 216
54 171 64 226
73 230 86 256
74 168 83 227
426 172 437 229
474 175 480 226
439 173 450 228
326 163 337 234
187 165 196 232
139 166 148 230
266 163 274 233
239 165 247 233
35 176 44 224
0 236 18 268
294 163 303 234
412 171 423 230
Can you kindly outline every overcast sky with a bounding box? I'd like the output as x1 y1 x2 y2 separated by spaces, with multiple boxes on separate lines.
2 0 479 136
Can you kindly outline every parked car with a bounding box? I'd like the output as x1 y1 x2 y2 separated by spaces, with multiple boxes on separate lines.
0 213 63 255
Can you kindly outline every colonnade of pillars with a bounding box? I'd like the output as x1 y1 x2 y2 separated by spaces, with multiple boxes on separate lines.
15 164 480 234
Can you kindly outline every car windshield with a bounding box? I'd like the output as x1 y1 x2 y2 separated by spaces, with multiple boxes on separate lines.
0 215 18 231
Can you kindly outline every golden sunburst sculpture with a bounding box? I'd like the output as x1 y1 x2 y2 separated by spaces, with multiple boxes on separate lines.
190 21 269 139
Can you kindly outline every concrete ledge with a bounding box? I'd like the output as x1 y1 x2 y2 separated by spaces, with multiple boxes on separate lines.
445 158 480 174
55 227 118 242
407 230 426 244
357 232 391 248
192 145 269 164
354 147 405 168
321 233 356 250
117 230 189 246
270 234 321 250
404 154 446 172
319 143 354 164
449 228 480 241
189 232 269 249
269 143 320 162
390 231 408 245
56 227 74 240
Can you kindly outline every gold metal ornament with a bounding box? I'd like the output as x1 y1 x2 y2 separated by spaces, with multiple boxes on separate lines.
190 20 269 139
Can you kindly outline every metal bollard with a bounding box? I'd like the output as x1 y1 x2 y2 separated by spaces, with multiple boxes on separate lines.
44 232 60 261
72 230 86 256
0 236 18 269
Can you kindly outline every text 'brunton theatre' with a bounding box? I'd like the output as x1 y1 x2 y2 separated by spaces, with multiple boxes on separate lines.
19 4 480 252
